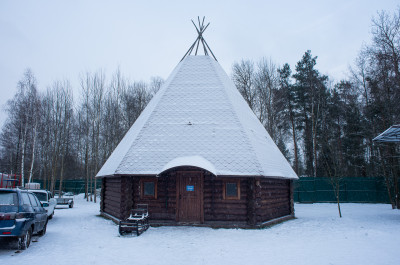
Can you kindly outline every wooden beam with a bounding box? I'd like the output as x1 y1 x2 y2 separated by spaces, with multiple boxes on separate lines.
247 178 256 226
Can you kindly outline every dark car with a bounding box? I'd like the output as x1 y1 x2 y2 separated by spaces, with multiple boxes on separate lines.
0 188 48 249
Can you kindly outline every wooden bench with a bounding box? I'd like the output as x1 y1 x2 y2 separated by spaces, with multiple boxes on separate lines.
118 204 149 236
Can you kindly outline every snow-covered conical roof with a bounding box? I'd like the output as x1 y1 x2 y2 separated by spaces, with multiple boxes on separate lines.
96 56 298 179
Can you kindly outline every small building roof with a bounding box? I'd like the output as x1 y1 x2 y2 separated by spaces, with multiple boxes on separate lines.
96 56 298 179
373 125 400 142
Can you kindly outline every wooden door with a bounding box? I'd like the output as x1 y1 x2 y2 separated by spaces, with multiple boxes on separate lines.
177 171 203 223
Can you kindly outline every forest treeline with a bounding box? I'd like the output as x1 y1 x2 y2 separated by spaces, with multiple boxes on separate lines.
0 9 399 206
232 9 400 208
0 68 163 202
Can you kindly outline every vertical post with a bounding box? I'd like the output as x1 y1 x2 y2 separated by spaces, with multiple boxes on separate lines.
120 176 125 220
211 174 215 219
290 180 295 216
175 173 180 222
165 175 169 210
247 178 256 226
100 178 105 213
201 172 204 224
255 178 262 224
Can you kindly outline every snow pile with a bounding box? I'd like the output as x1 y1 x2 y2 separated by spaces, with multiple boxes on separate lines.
1 196 399 265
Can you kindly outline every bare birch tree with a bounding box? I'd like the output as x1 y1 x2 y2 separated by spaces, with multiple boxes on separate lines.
232 60 257 111
44 80 73 194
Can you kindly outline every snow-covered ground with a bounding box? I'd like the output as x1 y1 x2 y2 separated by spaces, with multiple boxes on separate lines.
1 195 399 265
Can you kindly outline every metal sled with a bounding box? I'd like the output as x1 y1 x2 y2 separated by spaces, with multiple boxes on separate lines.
118 204 149 236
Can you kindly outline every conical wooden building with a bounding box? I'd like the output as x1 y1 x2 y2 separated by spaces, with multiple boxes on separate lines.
96 20 298 227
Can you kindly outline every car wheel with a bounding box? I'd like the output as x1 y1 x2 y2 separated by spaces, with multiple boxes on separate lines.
69 202 74 208
38 220 47 236
49 213 53 220
18 227 32 250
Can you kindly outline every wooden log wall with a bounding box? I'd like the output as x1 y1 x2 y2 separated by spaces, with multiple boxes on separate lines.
100 178 105 213
203 173 248 223
120 176 134 220
102 177 122 219
255 178 292 223
102 172 293 226
132 173 177 221
247 178 257 225
289 180 294 215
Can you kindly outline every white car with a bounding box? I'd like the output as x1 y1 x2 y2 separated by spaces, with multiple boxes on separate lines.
27 189 57 219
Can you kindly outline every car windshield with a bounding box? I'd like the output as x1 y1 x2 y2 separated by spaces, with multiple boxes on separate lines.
32 192 47 202
0 191 18 205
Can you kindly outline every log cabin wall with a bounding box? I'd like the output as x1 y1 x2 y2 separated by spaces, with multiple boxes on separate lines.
255 178 292 223
102 172 293 227
289 180 294 215
120 176 134 220
132 173 177 221
247 178 257 226
203 173 248 224
102 177 123 219
130 168 250 224
100 178 105 213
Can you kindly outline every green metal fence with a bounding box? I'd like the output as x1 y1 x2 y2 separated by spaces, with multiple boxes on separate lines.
34 179 101 195
32 177 391 203
294 177 390 203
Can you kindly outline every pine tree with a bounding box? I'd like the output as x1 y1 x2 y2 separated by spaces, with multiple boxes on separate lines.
278 63 299 174
292 51 328 177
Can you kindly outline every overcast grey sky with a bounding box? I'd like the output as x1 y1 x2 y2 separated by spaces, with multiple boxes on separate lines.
0 0 398 127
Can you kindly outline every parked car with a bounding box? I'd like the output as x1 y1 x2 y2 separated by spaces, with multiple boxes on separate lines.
55 196 74 208
0 188 48 249
54 191 74 208
26 189 57 219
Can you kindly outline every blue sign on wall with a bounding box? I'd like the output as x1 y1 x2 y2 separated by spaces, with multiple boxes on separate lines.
186 185 194 191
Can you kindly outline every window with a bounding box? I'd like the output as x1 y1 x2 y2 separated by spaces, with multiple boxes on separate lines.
226 183 238 197
33 192 47 202
223 179 240 200
0 192 17 205
140 179 157 199
144 182 155 196
21 193 31 206
28 193 39 207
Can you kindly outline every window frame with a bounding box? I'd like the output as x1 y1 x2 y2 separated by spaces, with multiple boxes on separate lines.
140 178 158 200
222 179 241 200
